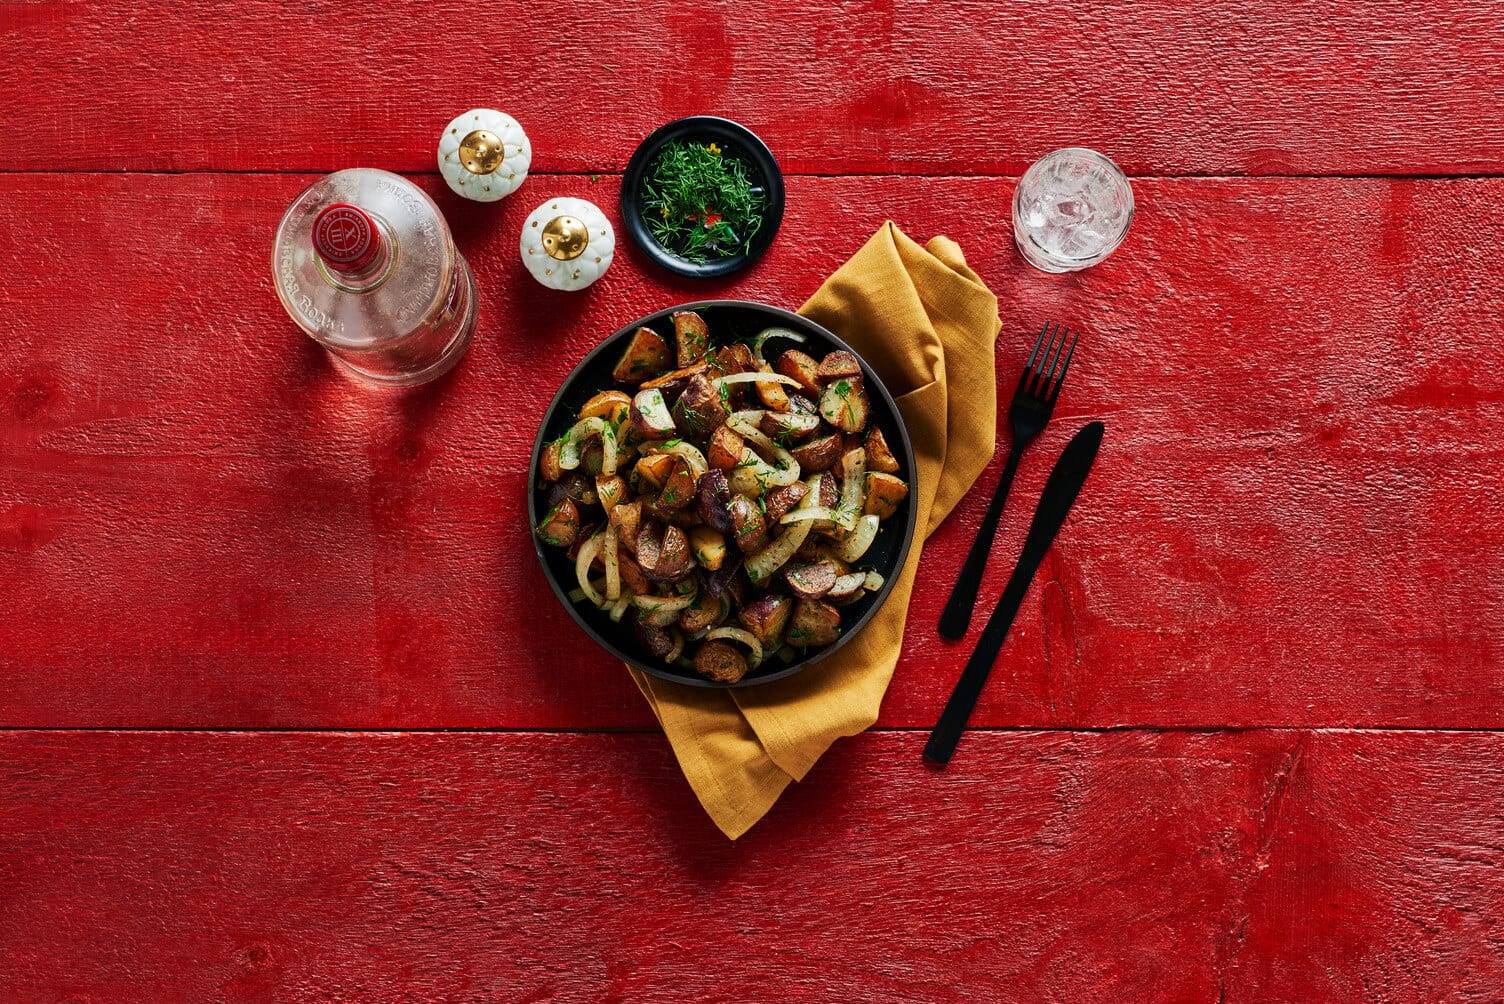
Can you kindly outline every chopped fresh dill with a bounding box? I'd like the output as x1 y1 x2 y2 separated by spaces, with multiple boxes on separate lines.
640 140 767 263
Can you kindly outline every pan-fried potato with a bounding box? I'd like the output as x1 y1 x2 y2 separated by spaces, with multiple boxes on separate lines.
539 440 564 482
760 409 820 442
863 472 909 520
728 495 769 553
694 640 749 683
763 481 809 523
864 426 900 473
672 311 711 367
595 474 628 510
672 372 729 439
707 425 746 471
630 388 676 440
608 500 642 552
816 350 862 383
634 452 677 491
612 327 671 383
579 390 632 424
819 376 869 433
775 349 822 396
688 526 728 571
787 599 841 647
755 379 790 412
655 459 697 512
536 497 580 548
738 594 792 649
790 432 842 472
680 591 725 634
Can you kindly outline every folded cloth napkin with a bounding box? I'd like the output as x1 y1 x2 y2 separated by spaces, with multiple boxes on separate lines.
630 222 1001 839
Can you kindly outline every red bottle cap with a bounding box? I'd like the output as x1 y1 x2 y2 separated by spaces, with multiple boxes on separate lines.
313 203 382 274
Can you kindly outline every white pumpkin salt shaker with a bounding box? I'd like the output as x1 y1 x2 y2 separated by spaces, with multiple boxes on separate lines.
520 198 614 291
438 108 531 202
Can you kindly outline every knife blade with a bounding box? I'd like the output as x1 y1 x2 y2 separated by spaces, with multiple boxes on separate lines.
924 420 1105 766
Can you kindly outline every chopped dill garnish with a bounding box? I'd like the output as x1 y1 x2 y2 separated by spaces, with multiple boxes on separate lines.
640 140 767 263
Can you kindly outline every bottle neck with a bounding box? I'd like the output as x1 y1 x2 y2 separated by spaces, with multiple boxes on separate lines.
313 203 392 291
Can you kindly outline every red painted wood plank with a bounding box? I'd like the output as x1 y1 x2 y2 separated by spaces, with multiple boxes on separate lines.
0 729 1499 1002
2 173 1501 730
3 3 1504 175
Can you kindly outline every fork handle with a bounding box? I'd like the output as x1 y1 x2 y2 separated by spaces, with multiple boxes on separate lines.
937 444 1023 640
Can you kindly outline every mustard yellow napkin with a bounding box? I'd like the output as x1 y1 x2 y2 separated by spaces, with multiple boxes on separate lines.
631 222 1001 838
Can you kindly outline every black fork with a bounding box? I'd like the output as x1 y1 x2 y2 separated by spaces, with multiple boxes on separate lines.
937 321 1078 640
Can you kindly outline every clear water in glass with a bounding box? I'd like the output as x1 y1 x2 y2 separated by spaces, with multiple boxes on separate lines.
1012 148 1134 273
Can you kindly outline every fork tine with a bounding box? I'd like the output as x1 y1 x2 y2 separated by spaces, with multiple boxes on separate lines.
1033 322 1067 394
1047 328 1078 402
1023 321 1052 375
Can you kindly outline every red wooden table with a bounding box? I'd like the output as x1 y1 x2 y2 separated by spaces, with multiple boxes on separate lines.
4 4 1504 1001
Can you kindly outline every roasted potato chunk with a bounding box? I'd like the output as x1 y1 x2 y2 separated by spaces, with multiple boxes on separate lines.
637 522 695 583
634 452 677 491
763 481 810 523
595 474 628 510
728 495 769 553
775 349 822 396
656 459 697 512
784 559 838 600
613 327 671 383
816 471 839 509
738 593 794 649
863 472 909 520
755 379 790 412
630 388 677 440
865 426 901 473
688 526 728 571
539 440 564 482
545 471 597 509
694 640 749 683
707 425 746 471
580 390 632 424
694 470 735 533
816 350 862 383
826 571 867 605
672 372 729 440
760 409 820 442
617 551 652 594
713 342 756 375
608 500 642 552
673 311 711 368
634 619 676 660
680 591 725 634
819 376 870 434
790 432 842 473
787 599 841 647
536 497 580 548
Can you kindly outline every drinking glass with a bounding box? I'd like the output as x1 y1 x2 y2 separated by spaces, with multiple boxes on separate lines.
1012 148 1134 273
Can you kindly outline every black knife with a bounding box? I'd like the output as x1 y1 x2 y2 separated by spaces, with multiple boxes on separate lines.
924 421 1105 765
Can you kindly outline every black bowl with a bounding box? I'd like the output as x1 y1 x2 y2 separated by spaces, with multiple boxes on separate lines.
619 117 785 279
528 300 918 688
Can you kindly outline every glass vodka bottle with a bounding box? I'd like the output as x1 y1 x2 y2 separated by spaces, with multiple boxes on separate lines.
272 168 478 386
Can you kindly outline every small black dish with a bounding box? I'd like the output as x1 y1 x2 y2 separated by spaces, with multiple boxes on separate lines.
620 117 785 279
527 300 918 689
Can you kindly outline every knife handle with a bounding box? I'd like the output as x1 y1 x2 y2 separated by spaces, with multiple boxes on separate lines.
924 543 1044 765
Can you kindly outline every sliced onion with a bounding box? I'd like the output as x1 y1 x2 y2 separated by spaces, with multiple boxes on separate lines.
745 519 813 585
780 505 839 525
863 570 885 591
775 645 797 663
705 626 764 668
835 447 866 531
712 372 801 393
735 444 800 487
632 594 695 614
600 423 619 476
559 416 610 471
835 514 880 562
602 528 621 601
575 532 606 606
750 326 807 369
665 628 685 664
609 592 633 622
646 440 708 480
727 409 768 429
